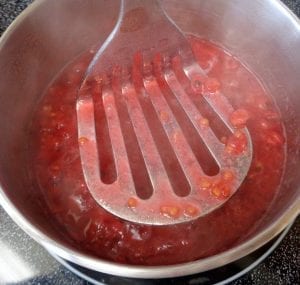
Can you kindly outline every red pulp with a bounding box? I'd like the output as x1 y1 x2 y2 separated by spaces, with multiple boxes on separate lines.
28 36 286 265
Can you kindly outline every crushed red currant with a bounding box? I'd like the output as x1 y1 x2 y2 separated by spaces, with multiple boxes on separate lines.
28 36 286 266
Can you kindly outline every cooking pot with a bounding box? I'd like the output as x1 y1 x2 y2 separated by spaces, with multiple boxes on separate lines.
0 0 299 279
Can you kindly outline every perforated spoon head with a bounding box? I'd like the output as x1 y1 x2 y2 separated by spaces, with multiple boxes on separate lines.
77 0 252 225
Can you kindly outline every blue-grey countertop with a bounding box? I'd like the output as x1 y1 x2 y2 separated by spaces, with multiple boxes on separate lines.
0 1 299 284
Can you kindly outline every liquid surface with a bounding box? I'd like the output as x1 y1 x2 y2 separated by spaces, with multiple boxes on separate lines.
29 37 286 265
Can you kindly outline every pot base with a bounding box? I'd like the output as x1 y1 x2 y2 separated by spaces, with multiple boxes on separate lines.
48 222 293 285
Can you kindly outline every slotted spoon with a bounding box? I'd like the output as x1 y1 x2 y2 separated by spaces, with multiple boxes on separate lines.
76 0 252 225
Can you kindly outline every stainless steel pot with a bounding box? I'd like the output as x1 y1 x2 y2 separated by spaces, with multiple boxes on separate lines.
0 0 299 279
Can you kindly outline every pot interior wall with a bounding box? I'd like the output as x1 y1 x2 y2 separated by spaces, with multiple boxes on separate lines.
164 0 300 237
0 0 120 245
0 0 299 258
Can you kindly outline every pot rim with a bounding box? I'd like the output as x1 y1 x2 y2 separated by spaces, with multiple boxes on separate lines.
0 0 299 279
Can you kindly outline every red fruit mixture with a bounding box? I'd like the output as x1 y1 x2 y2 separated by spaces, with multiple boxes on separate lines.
28 36 286 265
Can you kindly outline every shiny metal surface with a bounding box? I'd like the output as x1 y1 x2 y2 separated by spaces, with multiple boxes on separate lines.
0 0 299 279
77 0 252 225
0 204 298 284
0 206 83 284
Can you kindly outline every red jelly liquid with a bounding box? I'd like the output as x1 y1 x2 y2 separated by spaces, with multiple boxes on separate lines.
28 37 286 265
